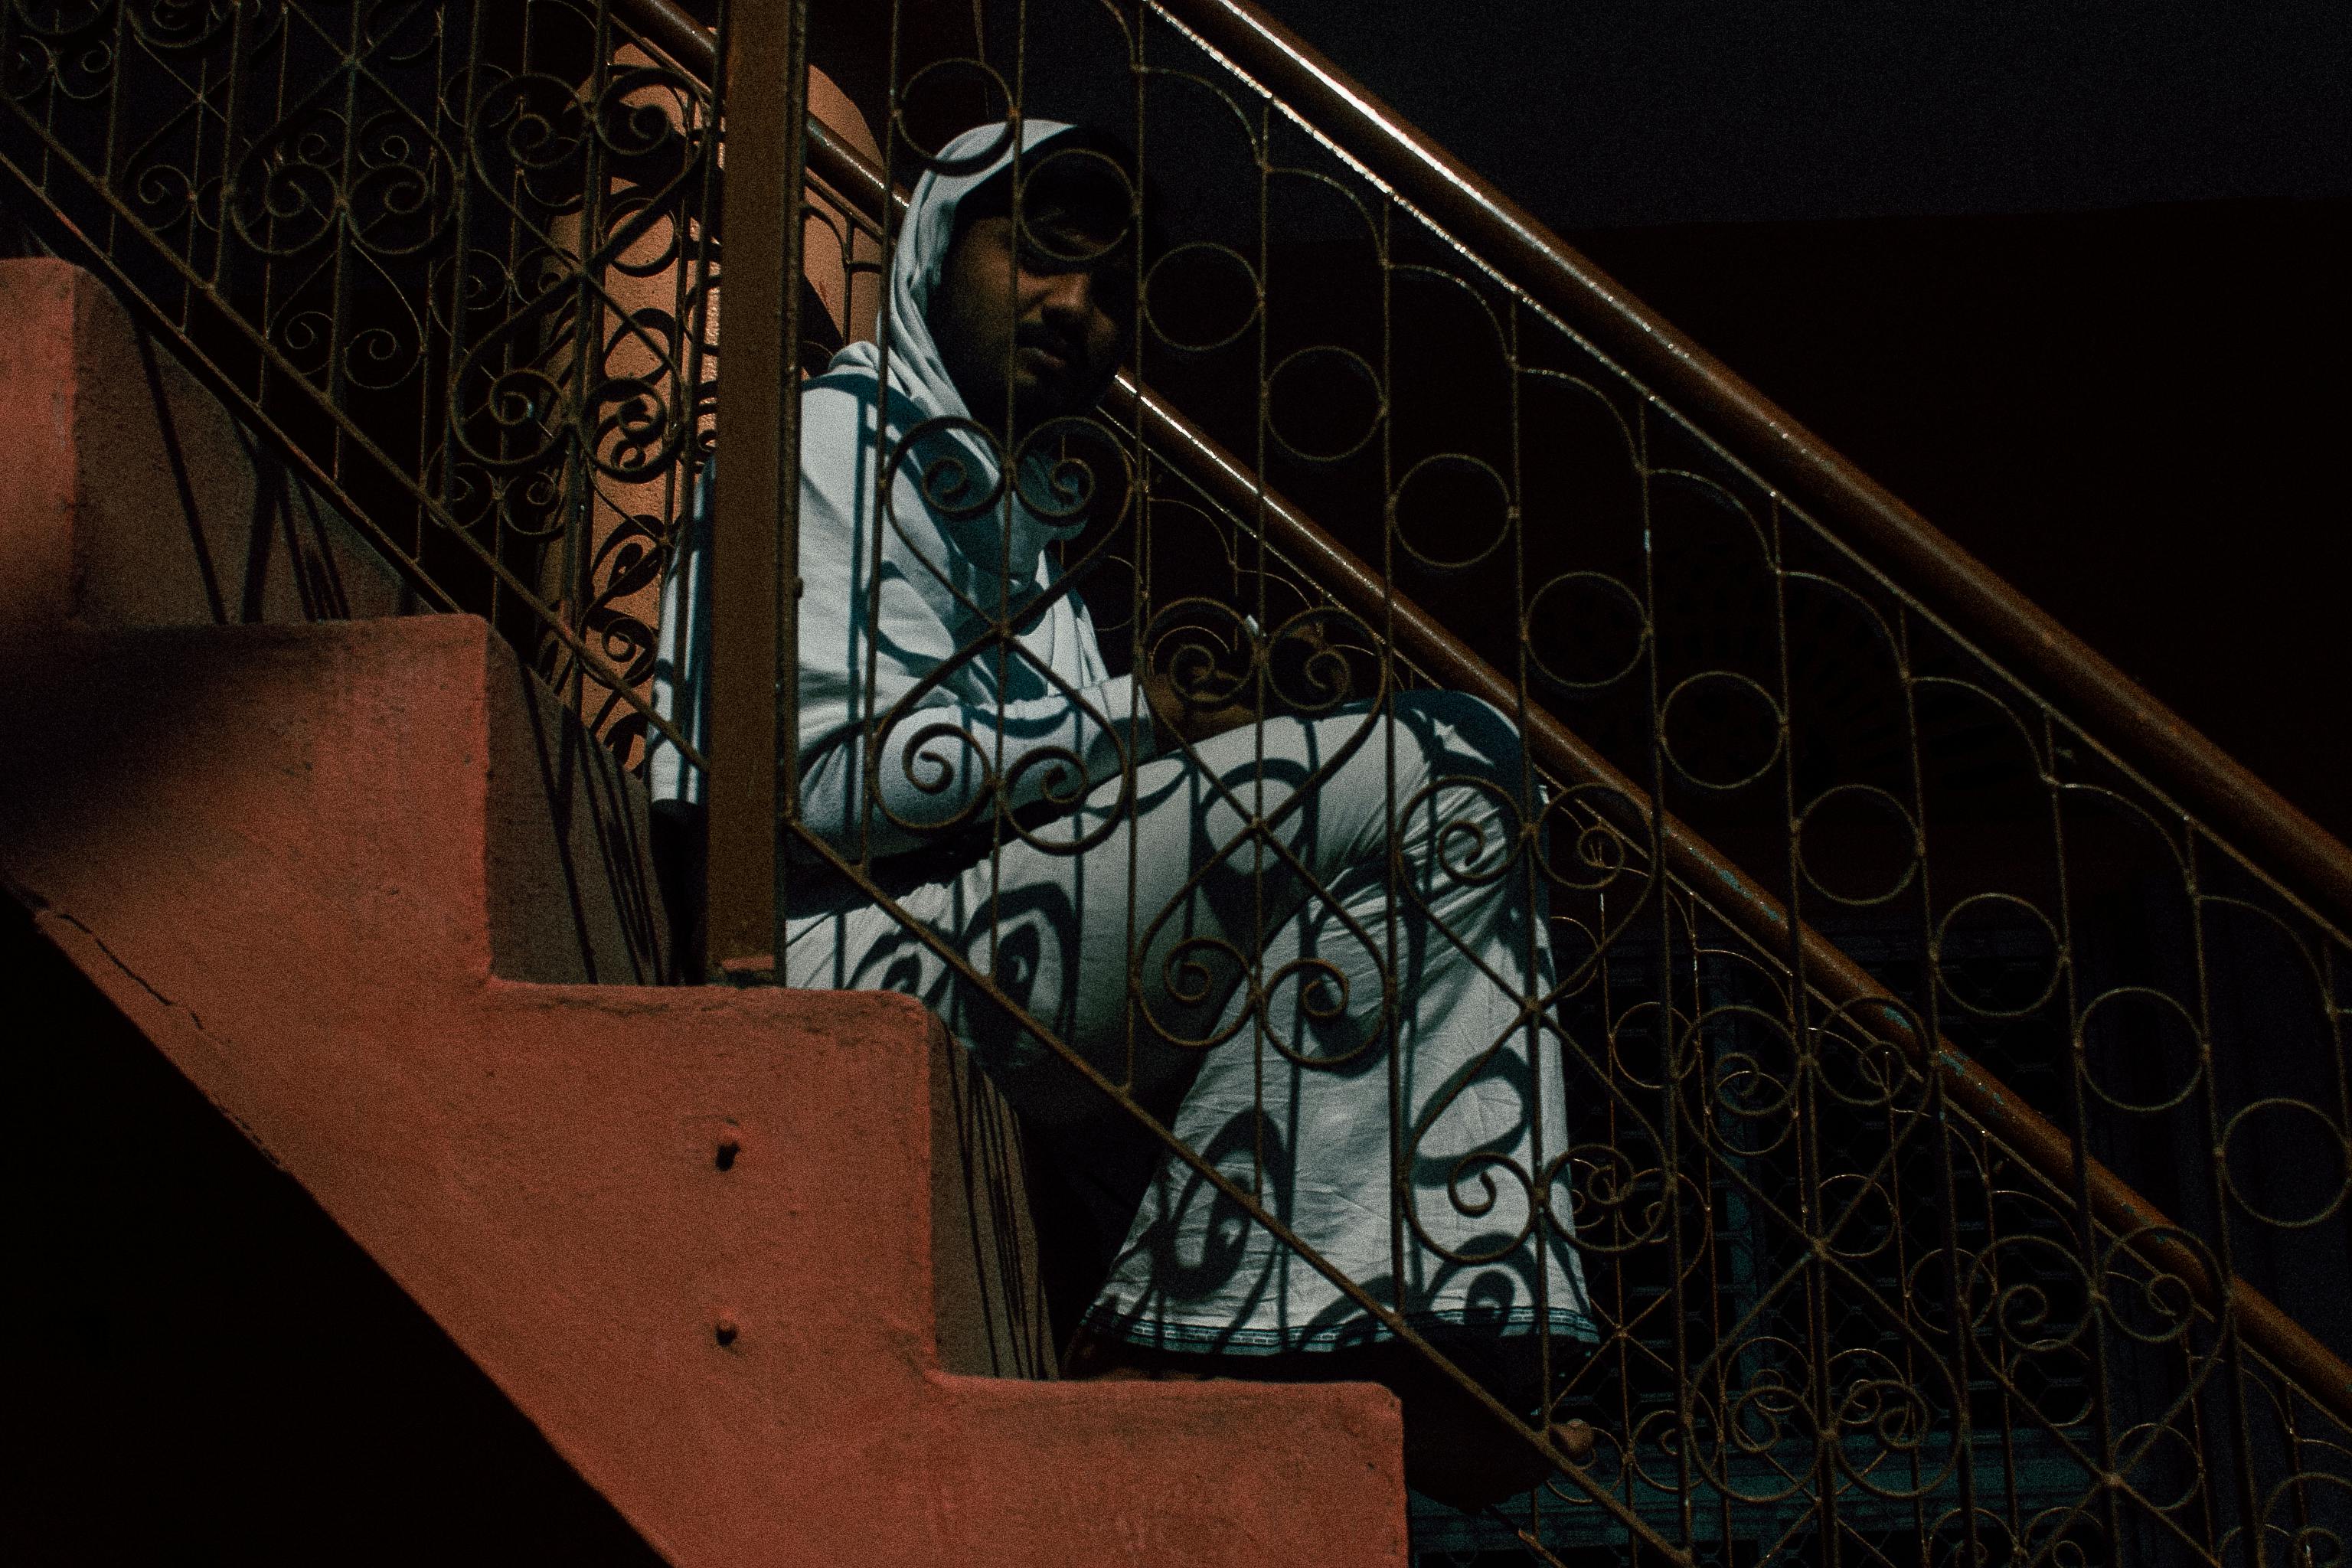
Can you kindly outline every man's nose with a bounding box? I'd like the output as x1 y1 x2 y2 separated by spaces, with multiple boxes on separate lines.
1036 268 1102 328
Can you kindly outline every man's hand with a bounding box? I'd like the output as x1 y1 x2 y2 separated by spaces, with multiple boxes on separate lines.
1140 666 1257 747
1140 613 1354 750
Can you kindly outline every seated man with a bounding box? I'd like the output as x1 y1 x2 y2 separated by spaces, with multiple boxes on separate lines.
651 118 1592 1507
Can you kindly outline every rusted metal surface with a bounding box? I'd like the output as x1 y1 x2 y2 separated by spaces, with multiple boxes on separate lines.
763 6 2352 1560
1114 372 2352 1434
686 10 2352 1450
578 2 2352 1562
619 0 718 79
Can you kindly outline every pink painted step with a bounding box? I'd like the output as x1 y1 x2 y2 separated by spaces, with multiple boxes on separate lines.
0 260 1406 1565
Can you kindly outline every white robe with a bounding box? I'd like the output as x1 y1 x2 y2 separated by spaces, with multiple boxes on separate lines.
651 120 1592 1356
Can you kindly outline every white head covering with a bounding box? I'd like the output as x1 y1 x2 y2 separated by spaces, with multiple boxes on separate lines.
649 119 1125 811
825 117 1099 591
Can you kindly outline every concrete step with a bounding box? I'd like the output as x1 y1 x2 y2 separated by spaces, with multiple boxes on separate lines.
0 260 1405 1564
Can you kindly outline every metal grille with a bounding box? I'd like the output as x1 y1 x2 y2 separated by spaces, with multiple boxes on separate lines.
785 3 2352 1563
0 0 723 766
8 1 2350 1563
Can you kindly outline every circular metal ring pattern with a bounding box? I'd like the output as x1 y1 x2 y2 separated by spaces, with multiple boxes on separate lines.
1263 344 1386 462
1525 571 1650 694
1794 782 1922 907
2075 985 2206 1115
1142 240 1261 353
890 57 1014 172
1817 1170 1896 1262
2115 1422 2207 1514
1014 142 1136 263
1390 452 1514 575
1965 1230 2097 1357
1535 785 1644 893
1811 992 1927 1112
1658 670 1786 792
1011 413 1134 525
1934 891 2066 1019
2096 1227 2216 1348
2223 1097 2352 1229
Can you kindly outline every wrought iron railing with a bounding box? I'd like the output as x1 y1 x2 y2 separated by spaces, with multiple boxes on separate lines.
8 2 2350 1564
0 0 724 772
760 5 2352 1563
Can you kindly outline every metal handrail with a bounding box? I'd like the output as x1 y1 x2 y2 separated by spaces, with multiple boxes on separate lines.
609 0 2352 1426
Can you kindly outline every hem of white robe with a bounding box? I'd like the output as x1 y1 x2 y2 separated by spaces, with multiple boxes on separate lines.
1076 1301 1600 1357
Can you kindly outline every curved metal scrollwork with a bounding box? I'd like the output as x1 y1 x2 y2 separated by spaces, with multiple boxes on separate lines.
13 0 2351 1557
0 0 722 775
769 3 2352 1561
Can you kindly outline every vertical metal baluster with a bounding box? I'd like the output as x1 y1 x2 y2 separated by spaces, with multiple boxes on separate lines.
706 0 808 978
439 0 482 633
2184 823 2273 1568
1896 590 1988 1568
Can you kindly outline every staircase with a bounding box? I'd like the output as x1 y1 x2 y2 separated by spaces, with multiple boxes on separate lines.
0 259 1405 1564
4 0 2350 1560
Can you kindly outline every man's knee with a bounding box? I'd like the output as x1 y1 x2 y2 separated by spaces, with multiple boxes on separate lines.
1361 692 1537 893
1187 693 1530 852
1387 689 1528 785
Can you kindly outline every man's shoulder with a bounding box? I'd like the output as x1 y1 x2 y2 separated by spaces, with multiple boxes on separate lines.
801 359 882 421
795 361 948 537
802 357 936 447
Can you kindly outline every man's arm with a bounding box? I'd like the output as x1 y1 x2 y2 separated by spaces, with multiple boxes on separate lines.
799 670 1152 859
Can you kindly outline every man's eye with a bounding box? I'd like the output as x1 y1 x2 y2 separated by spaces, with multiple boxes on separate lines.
1022 232 1099 267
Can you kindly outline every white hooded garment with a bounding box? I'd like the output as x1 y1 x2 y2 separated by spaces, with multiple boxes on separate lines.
651 120 1592 1357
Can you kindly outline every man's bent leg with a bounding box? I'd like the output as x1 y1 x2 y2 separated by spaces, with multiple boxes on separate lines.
825 692 1589 1356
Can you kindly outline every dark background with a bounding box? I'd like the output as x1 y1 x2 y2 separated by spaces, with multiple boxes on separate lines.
1246 0 2352 841
1252 0 2352 227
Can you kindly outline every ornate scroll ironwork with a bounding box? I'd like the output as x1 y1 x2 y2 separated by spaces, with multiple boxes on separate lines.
786 2 2352 1563
11 0 2350 1562
0 0 725 767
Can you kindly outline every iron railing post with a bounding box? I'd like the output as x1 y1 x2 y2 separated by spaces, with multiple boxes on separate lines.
706 0 809 978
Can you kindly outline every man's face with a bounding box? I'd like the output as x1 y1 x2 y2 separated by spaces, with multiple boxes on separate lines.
930 193 1132 438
